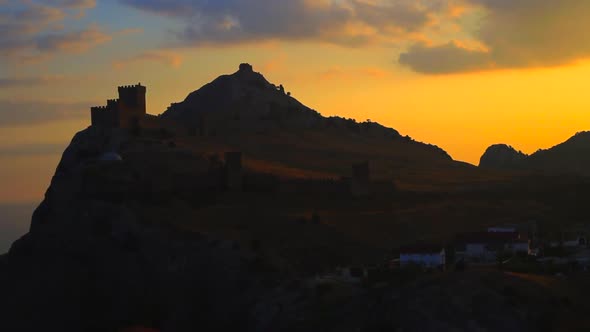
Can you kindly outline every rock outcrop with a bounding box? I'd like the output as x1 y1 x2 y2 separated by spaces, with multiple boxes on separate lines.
479 144 527 169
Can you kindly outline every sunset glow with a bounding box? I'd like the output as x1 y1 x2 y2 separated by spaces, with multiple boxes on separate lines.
2 0 590 203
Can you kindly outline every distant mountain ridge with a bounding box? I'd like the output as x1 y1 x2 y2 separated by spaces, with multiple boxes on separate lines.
480 131 590 175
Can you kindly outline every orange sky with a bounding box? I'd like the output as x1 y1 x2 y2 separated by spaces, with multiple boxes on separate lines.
2 0 590 204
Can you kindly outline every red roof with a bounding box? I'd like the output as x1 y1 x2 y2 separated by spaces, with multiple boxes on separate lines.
121 328 159 332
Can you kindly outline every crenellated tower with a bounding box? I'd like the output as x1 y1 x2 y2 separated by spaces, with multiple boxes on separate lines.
90 83 146 129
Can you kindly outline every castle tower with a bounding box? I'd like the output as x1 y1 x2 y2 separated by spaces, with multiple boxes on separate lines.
225 152 243 191
117 83 146 128
90 83 146 129
351 161 370 197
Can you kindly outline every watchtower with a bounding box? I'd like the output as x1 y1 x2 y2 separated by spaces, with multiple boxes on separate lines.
117 83 146 128
239 63 253 73
351 161 370 197
90 83 146 129
225 152 243 191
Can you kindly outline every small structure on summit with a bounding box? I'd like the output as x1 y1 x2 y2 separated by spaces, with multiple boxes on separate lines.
239 63 253 72
351 161 370 197
91 83 146 129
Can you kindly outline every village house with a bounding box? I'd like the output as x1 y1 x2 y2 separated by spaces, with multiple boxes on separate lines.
561 225 588 248
399 244 446 269
455 232 529 263
546 224 589 249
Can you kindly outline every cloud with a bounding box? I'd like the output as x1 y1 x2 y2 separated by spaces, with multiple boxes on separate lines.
0 74 95 88
0 1 119 63
113 50 183 69
0 76 59 88
119 0 438 47
39 0 96 17
0 99 94 127
399 0 590 73
399 41 492 74
36 24 111 53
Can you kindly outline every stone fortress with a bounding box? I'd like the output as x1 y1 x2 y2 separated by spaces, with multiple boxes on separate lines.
89 81 381 197
91 83 147 128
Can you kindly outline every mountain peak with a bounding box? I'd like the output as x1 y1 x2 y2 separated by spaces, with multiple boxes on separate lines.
479 144 527 169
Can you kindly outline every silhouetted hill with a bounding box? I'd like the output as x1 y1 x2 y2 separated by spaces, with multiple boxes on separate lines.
163 63 403 138
480 132 590 176
479 144 528 169
160 64 460 185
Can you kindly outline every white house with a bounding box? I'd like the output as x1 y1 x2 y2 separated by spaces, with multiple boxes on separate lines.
399 244 446 269
456 232 529 263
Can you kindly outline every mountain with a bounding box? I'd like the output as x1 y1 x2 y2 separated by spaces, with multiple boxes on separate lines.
479 144 528 169
480 132 590 176
162 63 403 139
5 64 590 331
159 63 494 189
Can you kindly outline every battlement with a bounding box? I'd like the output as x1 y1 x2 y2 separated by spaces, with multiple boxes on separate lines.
91 106 109 111
118 83 146 92
90 83 147 128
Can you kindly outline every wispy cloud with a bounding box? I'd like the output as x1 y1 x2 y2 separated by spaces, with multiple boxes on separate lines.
0 74 96 89
113 50 183 69
36 24 112 53
0 99 95 127
0 76 63 88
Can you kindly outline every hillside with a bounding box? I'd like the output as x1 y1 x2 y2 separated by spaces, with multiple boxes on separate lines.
161 63 504 190
3 65 590 331
480 132 590 176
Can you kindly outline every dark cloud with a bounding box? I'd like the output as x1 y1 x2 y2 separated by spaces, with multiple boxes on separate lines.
0 99 93 127
399 42 492 74
400 0 590 73
119 0 436 46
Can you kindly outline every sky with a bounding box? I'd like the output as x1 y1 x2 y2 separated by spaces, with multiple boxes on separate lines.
2 0 590 246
